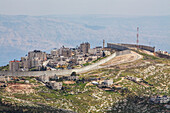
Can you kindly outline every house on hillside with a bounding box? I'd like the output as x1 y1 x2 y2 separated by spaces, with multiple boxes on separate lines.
102 79 113 86
48 81 62 90
39 74 49 83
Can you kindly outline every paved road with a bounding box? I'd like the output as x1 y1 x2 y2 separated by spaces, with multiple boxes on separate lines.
0 50 142 76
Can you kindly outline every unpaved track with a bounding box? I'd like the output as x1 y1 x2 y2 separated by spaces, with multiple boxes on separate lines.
98 51 143 69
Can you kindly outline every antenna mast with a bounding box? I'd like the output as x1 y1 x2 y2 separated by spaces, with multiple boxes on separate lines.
137 27 139 49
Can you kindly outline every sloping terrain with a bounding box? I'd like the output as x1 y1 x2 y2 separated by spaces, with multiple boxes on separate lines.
100 51 142 66
0 51 169 112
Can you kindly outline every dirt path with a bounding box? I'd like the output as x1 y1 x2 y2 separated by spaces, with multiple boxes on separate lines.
114 77 125 85
99 51 142 68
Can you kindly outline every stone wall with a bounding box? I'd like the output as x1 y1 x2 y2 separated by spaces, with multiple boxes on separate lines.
120 43 155 52
107 43 129 51
0 50 131 77
107 43 155 52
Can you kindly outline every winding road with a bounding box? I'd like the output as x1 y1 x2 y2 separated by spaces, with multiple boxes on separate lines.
0 50 143 76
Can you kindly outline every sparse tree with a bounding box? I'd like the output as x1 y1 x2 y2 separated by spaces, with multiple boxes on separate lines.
71 71 77 76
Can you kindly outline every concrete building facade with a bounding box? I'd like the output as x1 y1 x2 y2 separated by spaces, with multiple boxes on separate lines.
80 42 90 54
9 60 20 72
103 79 113 86
49 81 63 90
59 46 72 57
21 50 47 70
51 49 59 56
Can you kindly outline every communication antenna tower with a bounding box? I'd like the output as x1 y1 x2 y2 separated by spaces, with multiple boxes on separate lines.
137 27 139 48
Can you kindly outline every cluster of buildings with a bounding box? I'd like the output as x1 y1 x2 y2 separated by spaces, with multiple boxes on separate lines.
7 41 162 72
156 50 170 56
8 42 157 72
38 74 62 90
90 78 127 92
0 76 30 87
91 79 113 87
156 50 170 59
38 73 80 90
9 41 111 72
47 42 110 70
9 50 47 72
38 73 119 92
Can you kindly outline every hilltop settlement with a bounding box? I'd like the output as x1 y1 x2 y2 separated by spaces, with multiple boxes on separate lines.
0 42 169 113
8 41 112 72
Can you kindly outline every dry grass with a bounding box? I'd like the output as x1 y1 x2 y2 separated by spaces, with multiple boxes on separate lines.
63 81 76 84
101 51 142 66
5 83 35 94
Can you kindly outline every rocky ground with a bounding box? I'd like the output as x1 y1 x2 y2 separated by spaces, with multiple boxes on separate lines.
0 50 169 113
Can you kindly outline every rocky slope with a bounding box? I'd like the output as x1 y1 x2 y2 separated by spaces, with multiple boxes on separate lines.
0 51 169 113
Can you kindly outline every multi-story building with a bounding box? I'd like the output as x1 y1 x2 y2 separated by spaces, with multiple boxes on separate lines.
88 46 103 56
28 50 47 61
59 46 72 57
28 50 47 70
80 42 90 54
29 57 42 70
51 48 59 57
21 56 29 70
75 55 85 65
9 60 20 72
95 46 103 56
21 50 47 70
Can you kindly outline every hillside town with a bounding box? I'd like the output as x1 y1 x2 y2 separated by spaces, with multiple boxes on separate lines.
0 41 170 112
0 0 170 112
7 41 169 73
9 41 112 72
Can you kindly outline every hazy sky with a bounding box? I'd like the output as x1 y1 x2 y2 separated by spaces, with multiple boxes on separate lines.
0 0 170 16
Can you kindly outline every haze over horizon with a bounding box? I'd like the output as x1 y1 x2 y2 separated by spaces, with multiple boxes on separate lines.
0 0 170 66
0 0 170 16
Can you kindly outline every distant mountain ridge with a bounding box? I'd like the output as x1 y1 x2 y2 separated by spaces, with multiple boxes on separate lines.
0 15 170 66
